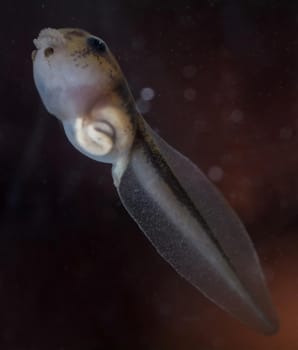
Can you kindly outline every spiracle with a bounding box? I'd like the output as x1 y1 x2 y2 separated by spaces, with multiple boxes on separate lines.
74 118 115 156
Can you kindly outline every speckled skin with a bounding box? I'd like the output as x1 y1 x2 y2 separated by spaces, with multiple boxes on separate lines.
33 28 138 184
32 28 279 334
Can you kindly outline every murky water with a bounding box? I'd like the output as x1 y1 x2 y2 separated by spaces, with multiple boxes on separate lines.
1 1 297 349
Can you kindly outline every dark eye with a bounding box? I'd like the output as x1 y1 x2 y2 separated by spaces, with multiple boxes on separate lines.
87 37 106 53
44 47 54 57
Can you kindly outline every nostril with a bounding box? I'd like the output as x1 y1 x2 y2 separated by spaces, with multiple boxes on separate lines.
44 47 54 57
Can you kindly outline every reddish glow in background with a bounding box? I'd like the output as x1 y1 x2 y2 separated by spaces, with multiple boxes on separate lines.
1 1 298 349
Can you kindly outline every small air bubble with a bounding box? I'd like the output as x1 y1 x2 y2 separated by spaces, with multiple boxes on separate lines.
182 65 197 78
221 153 233 163
194 119 209 132
184 88 197 101
132 36 145 51
280 199 289 209
229 109 244 123
279 126 292 140
208 166 224 182
140 87 155 101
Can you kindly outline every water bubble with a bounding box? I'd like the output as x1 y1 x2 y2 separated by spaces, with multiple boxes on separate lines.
132 36 145 51
280 199 289 209
182 65 197 78
140 87 155 101
184 88 197 101
279 126 292 140
229 109 244 123
194 119 209 133
208 166 224 182
214 92 223 104
159 302 171 316
221 153 233 163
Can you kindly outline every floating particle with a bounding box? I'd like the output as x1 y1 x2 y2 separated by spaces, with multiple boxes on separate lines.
194 119 209 133
182 65 197 78
279 126 292 140
214 92 223 104
141 87 155 101
229 109 244 123
280 199 289 209
208 166 224 182
132 36 145 51
184 88 197 101
221 153 233 163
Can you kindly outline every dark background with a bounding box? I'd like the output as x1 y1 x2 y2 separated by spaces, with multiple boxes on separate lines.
1 0 298 349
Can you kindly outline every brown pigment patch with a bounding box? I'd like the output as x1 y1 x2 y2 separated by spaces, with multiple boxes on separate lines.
64 30 86 40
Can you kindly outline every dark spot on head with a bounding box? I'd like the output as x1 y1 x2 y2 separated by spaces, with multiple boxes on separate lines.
64 30 86 40
87 37 106 54
44 47 54 57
